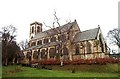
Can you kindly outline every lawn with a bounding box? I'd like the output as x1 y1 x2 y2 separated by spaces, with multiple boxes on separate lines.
2 64 119 78
0 66 2 79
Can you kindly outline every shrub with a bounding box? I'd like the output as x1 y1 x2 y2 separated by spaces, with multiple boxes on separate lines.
85 59 95 65
37 57 120 66
63 60 71 65
30 60 38 64
38 59 61 65
79 59 85 64
72 59 79 65
54 59 60 65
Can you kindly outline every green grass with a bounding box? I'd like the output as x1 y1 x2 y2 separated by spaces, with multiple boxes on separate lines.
0 66 2 78
2 64 119 77
47 64 119 73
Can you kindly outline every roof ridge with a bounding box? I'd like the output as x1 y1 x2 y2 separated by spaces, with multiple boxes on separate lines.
73 27 99 43
31 21 76 40
36 21 75 35
81 27 99 33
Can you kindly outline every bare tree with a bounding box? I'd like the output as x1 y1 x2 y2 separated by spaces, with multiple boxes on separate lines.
0 25 16 43
107 28 120 53
43 10 72 66
19 39 28 50
0 25 20 65
44 11 70 50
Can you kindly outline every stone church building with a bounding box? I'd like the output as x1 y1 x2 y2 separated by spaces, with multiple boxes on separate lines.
23 20 108 63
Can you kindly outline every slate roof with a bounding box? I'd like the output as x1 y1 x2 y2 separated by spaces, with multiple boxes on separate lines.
25 41 61 51
31 22 75 41
25 20 101 51
73 27 99 43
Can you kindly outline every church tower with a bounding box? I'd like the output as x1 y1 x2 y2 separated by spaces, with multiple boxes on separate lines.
29 21 42 40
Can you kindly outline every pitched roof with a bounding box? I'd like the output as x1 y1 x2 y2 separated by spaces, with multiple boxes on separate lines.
30 21 42 26
73 27 99 42
31 22 75 41
25 41 61 51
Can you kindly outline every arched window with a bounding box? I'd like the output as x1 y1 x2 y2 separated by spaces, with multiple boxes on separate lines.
86 41 91 54
80 43 84 49
93 40 99 52
43 38 49 44
37 49 41 59
41 49 46 59
75 44 80 55
37 40 42 45
58 34 66 42
31 42 36 46
49 48 56 58
79 42 85 54
50 36 56 42
93 40 99 47
32 27 34 33
56 44 62 56
33 51 38 59
26 52 32 61
37 26 40 33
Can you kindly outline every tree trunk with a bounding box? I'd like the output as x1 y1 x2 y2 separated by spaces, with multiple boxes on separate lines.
60 56 63 66
5 58 8 66
12 58 15 64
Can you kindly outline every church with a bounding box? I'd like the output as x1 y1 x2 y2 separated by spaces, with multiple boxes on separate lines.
22 20 108 63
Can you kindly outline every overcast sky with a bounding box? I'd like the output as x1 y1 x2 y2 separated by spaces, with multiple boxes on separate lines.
0 0 119 45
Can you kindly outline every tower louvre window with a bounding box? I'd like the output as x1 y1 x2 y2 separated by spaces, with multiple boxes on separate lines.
37 26 40 33
32 27 34 33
